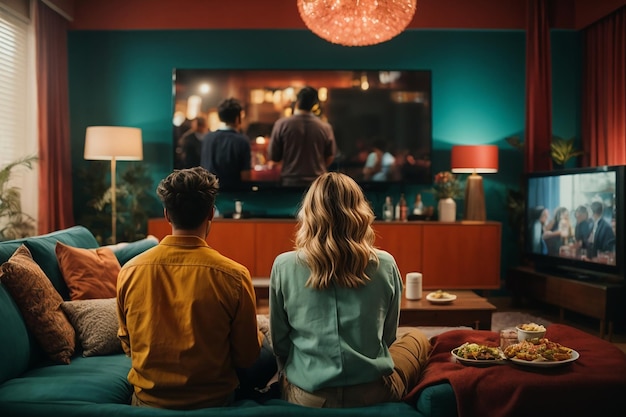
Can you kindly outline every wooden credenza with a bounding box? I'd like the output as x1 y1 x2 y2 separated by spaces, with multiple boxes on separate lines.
148 218 501 289
507 266 624 340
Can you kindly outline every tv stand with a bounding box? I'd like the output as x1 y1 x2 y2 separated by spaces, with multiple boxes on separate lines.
507 266 624 341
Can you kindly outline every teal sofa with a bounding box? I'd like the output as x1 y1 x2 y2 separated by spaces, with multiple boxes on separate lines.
0 226 455 417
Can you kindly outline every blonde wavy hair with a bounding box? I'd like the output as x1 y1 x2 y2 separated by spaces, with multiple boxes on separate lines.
295 172 379 289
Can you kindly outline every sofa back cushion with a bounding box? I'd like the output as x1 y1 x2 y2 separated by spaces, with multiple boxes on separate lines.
23 226 100 300
0 284 34 384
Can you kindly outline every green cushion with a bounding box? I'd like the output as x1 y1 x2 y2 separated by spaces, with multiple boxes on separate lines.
111 237 158 266
0 240 22 264
24 226 100 300
414 383 457 417
0 398 420 417
0 284 33 384
0 354 132 407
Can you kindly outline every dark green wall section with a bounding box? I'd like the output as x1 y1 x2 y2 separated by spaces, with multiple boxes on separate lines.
68 28 581 284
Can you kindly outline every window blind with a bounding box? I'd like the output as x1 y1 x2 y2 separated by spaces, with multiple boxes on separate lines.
0 7 28 166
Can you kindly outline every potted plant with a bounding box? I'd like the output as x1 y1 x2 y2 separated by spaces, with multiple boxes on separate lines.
0 155 38 241
550 136 584 168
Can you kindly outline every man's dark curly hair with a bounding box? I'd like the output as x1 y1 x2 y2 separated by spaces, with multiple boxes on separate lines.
217 98 243 124
156 167 219 229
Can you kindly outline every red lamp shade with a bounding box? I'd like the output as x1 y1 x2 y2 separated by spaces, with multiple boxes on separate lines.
451 145 499 174
450 145 499 221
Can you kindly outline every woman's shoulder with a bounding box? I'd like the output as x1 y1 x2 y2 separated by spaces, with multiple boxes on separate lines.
374 249 397 265
274 250 299 264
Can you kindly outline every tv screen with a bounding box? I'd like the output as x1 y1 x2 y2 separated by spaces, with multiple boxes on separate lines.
524 166 625 279
172 69 432 191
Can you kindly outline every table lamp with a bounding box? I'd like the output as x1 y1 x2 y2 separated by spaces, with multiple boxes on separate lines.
84 126 143 243
451 145 499 221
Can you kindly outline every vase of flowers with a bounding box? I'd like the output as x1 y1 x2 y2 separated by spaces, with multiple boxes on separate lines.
433 171 461 222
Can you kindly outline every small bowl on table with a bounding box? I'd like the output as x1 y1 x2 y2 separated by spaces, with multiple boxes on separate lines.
516 323 546 342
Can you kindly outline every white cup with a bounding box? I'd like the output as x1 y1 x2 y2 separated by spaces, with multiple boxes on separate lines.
405 272 422 300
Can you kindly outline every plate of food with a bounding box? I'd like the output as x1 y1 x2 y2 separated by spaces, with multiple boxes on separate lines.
426 290 457 304
503 338 579 367
451 342 507 366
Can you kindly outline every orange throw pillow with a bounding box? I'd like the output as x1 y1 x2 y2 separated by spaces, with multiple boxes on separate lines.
0 244 75 364
55 242 121 300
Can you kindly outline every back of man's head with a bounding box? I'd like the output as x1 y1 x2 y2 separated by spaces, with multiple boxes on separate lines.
590 201 604 217
157 167 219 229
296 86 319 111
218 98 243 124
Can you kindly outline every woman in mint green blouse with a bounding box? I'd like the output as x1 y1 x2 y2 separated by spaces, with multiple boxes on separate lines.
269 172 431 408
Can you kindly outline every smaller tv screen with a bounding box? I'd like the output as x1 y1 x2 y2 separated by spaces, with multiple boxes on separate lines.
525 166 623 277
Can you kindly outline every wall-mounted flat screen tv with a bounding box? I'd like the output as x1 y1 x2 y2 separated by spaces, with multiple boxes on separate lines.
524 165 625 280
172 69 432 191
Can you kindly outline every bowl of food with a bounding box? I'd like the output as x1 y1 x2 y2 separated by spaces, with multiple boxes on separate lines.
516 322 547 342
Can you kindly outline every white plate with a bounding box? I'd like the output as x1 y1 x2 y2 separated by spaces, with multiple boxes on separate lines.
451 346 507 367
508 349 579 367
426 292 457 304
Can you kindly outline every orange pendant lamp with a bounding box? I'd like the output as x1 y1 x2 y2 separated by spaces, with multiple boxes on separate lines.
297 0 417 47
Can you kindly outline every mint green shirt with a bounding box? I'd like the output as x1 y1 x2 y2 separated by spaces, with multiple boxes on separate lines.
269 249 402 392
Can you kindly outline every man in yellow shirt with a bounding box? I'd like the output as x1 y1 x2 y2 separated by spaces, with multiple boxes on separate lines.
117 167 270 409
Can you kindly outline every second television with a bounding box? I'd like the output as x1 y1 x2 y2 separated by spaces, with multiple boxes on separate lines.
525 165 625 279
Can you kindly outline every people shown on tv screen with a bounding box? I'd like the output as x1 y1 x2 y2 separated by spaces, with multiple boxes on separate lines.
542 207 569 256
268 86 336 187
530 206 549 255
362 139 396 181
573 205 593 250
200 98 252 189
586 201 616 260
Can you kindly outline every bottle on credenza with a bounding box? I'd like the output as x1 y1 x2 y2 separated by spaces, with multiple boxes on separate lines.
382 196 394 221
396 193 408 221
413 193 424 215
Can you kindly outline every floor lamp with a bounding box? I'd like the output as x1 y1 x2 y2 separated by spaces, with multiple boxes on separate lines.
84 126 143 243
451 145 499 221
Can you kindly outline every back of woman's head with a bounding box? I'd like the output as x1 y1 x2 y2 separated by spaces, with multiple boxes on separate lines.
295 172 378 289
157 167 219 229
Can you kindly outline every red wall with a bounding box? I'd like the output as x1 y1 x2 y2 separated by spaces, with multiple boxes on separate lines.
68 0 625 31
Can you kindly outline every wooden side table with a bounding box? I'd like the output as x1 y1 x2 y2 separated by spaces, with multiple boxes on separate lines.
400 290 496 330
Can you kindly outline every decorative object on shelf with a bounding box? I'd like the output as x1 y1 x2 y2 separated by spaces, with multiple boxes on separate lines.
438 197 456 222
297 0 417 47
433 171 461 222
84 126 143 244
382 196 394 221
451 145 499 221
0 155 38 241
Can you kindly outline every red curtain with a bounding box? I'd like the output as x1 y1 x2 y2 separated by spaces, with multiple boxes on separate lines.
35 0 75 233
524 0 553 173
582 6 626 166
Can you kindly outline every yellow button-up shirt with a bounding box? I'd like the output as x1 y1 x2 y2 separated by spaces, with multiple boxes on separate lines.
117 235 261 409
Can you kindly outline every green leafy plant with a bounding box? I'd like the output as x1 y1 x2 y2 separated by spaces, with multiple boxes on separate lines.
505 135 584 167
550 136 584 166
77 161 157 244
0 155 38 241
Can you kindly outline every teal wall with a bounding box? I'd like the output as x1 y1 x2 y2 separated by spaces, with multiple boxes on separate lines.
67 28 581 285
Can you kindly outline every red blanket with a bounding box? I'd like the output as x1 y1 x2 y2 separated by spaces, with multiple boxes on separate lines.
405 324 626 417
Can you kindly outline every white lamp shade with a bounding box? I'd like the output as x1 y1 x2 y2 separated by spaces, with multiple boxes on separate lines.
84 126 143 161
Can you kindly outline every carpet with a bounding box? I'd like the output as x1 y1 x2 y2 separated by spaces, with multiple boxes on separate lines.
491 311 554 333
